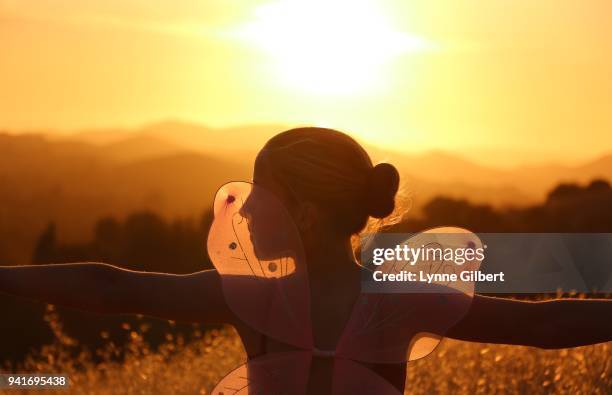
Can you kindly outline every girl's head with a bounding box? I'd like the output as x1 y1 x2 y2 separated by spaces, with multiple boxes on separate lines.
252 127 400 243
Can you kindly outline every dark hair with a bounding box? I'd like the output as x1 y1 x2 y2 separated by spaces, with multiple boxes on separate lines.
258 127 400 235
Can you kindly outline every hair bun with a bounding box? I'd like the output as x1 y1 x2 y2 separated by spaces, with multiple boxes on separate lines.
365 163 400 219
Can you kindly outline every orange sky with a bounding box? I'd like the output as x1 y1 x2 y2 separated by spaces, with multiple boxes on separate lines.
1 0 611 165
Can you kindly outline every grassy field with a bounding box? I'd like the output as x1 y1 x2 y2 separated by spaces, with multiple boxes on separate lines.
2 306 610 395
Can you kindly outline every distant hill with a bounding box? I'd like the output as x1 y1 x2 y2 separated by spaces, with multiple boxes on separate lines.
68 120 286 163
379 148 612 205
63 123 536 206
101 134 187 163
0 132 249 264
2 122 612 264
63 121 612 204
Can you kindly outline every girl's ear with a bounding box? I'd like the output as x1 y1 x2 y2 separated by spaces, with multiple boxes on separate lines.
294 201 320 233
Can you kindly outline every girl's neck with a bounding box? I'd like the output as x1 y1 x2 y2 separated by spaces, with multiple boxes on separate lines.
305 236 360 281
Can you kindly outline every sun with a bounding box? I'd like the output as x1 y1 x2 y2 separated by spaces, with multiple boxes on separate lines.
237 0 430 96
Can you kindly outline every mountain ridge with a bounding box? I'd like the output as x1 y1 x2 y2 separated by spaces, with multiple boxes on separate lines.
1 125 610 265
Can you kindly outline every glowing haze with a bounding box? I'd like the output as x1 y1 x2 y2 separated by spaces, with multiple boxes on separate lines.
235 0 431 96
1 0 612 165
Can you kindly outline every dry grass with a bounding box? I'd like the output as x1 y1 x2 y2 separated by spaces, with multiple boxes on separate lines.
1 306 610 395
406 340 610 394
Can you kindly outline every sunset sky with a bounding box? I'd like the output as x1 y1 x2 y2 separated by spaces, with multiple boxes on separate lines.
1 0 611 165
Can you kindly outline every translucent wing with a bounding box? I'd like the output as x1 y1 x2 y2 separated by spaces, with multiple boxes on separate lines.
337 227 483 363
332 359 403 395
213 355 403 395
212 352 311 395
207 181 312 349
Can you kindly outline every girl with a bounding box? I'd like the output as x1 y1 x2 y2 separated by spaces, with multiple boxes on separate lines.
1 127 611 394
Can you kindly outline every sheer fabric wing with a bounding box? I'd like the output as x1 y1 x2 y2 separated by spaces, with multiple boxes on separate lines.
207 182 312 349
337 227 483 363
212 352 311 395
332 359 403 395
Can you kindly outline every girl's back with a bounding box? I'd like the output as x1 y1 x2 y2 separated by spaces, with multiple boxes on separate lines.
230 269 408 394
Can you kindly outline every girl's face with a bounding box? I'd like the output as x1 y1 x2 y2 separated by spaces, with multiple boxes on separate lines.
238 154 303 260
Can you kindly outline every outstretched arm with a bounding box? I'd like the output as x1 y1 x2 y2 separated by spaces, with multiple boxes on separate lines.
0 263 232 324
447 294 612 349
